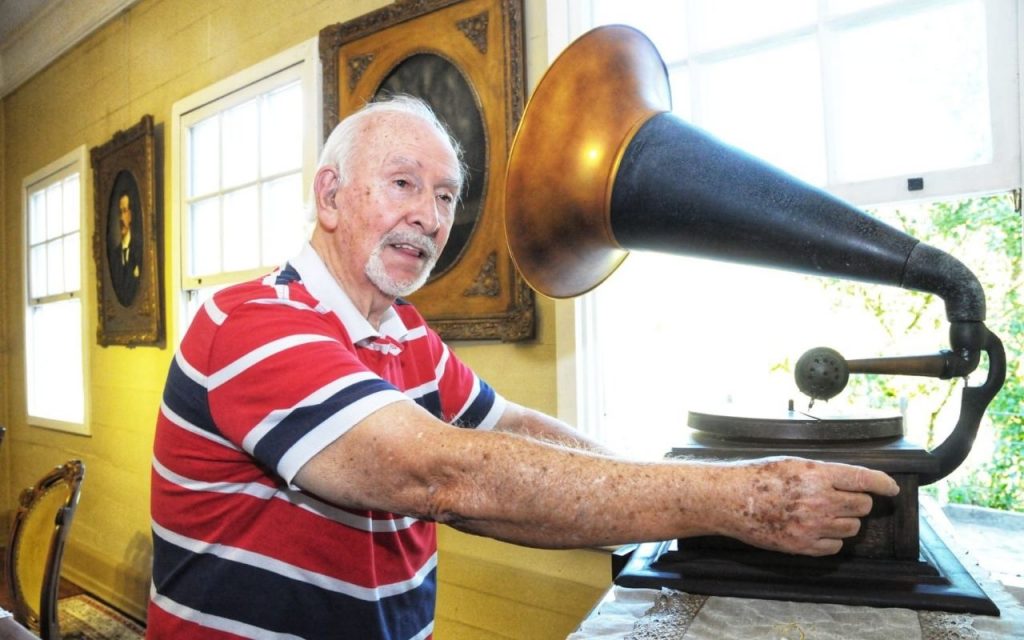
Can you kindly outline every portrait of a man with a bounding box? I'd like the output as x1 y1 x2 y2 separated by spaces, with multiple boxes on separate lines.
107 170 143 307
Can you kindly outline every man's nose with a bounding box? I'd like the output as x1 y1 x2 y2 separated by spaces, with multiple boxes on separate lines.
408 193 442 235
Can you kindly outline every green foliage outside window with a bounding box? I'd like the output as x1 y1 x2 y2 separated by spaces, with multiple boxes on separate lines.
817 192 1022 512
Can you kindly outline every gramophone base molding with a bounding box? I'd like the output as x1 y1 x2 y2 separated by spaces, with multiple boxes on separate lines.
640 419 1000 615
615 515 999 616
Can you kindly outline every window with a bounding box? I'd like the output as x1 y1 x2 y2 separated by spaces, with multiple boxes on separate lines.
556 0 1022 461
24 146 89 434
582 0 1018 203
172 39 320 332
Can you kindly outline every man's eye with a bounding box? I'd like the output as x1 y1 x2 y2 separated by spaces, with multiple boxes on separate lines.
438 193 454 204
394 179 410 188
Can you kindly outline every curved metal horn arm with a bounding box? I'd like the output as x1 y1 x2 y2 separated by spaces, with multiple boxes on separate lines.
920 326 1006 485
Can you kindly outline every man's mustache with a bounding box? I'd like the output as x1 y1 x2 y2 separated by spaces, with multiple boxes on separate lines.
379 230 440 264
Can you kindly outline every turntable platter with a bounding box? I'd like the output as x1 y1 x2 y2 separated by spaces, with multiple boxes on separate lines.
687 405 903 442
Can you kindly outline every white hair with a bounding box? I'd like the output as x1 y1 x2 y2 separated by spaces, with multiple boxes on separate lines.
308 95 465 221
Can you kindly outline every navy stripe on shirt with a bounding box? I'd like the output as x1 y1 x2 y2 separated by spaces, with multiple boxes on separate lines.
252 377 398 469
162 359 219 438
151 533 435 639
413 389 442 419
275 263 301 286
458 381 497 427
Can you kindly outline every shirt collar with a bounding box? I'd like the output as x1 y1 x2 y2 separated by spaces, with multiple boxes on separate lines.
289 243 410 344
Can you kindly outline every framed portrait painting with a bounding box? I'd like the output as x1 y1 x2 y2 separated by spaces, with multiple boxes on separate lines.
91 115 163 346
320 0 534 341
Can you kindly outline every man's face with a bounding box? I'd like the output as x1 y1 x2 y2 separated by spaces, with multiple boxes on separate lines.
119 194 132 241
333 113 461 299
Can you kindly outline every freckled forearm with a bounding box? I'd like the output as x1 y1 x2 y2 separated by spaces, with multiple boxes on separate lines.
426 430 730 548
300 402 890 555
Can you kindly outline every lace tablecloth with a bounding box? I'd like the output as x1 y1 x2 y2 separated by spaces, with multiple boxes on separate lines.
570 502 1024 639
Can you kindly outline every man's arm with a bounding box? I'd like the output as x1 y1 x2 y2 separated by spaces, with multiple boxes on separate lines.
294 400 898 556
491 402 615 455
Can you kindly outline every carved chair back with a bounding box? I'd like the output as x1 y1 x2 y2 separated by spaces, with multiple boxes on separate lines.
5 460 86 640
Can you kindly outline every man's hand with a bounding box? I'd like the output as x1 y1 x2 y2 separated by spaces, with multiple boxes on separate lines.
711 457 900 557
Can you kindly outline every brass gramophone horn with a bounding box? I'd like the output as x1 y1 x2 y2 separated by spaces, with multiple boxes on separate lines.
504 25 1005 485
504 25 671 299
504 25 986 329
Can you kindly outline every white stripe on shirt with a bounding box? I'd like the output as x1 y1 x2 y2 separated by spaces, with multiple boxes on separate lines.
151 521 437 600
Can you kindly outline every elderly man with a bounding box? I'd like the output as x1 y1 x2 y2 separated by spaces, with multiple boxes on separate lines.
148 96 898 639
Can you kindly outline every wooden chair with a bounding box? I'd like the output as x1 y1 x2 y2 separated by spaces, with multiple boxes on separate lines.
5 460 85 640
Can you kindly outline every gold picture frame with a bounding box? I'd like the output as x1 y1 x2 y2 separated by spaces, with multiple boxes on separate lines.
91 115 164 347
319 0 534 341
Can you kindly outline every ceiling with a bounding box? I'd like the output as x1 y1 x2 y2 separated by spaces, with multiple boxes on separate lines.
0 0 137 97
0 0 52 49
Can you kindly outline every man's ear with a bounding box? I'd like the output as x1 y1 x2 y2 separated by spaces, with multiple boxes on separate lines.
313 166 341 230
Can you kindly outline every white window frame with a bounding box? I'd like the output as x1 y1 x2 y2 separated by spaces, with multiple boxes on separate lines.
170 37 321 342
817 0 1021 205
566 0 1020 206
548 0 1024 440
23 145 91 435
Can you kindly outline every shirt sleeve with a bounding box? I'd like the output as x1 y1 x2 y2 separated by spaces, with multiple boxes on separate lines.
206 298 409 486
423 327 506 430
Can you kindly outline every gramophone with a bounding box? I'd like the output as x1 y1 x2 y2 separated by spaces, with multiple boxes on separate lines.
504 25 1006 614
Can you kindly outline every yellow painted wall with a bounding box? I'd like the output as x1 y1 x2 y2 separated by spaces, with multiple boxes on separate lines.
0 0 609 636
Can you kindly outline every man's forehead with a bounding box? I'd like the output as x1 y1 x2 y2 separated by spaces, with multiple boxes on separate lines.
382 152 460 184
360 115 459 175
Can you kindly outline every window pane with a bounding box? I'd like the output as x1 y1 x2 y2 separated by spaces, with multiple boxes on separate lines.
830 1 990 181
222 186 260 271
64 231 81 291
190 116 221 197
46 182 63 239
29 245 46 299
24 156 84 431
222 99 259 189
826 0 901 17
591 0 689 61
63 174 80 233
261 174 304 267
29 190 45 244
689 0 815 52
262 82 303 177
190 197 222 276
27 298 83 423
46 238 63 295
180 52 315 330
699 38 826 185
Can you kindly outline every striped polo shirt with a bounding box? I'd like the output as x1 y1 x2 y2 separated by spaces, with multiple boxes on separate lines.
148 243 506 639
